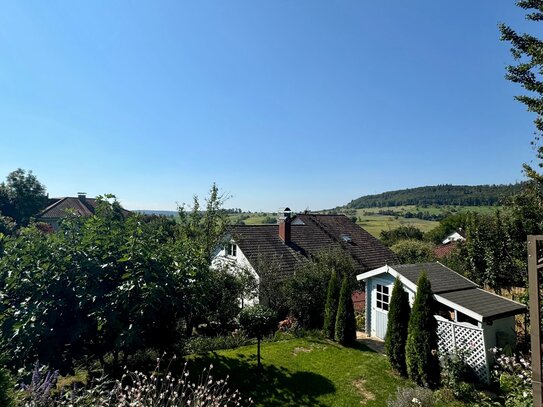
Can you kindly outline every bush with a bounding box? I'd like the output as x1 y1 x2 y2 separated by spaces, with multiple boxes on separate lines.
182 333 252 355
334 275 357 346
391 239 436 264
239 305 276 369
0 363 15 407
355 311 365 332
387 386 435 407
323 271 340 338
385 279 410 377
440 348 477 400
405 273 440 388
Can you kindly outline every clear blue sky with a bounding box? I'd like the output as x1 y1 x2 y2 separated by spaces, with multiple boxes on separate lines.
0 1 539 211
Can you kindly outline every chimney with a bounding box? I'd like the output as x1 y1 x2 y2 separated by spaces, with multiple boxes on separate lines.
78 192 87 202
278 207 292 243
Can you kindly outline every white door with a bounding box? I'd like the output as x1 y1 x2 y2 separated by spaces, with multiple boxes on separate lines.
372 281 391 340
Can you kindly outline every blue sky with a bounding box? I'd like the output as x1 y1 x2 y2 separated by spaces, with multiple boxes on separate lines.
0 1 539 211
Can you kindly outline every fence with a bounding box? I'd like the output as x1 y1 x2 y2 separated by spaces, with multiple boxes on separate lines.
436 316 489 383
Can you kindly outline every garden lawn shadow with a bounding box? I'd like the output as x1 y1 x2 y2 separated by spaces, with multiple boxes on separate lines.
188 351 334 406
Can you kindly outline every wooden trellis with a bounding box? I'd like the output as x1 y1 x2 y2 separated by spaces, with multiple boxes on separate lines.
436 317 489 383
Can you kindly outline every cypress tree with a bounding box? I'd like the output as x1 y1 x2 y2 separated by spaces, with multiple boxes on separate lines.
405 272 441 388
384 279 411 377
323 270 340 339
334 274 357 346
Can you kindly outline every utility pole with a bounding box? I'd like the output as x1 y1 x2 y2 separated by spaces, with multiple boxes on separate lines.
528 235 543 407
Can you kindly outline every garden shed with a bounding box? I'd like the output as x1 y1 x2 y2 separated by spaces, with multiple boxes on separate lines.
356 262 526 383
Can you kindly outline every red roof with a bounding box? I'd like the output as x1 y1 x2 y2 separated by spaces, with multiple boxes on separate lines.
434 242 457 259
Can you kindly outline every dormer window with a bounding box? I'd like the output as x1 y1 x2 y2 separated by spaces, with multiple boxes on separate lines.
226 243 237 257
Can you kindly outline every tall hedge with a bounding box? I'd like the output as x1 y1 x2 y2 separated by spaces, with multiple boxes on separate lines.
334 275 357 346
405 272 441 388
385 279 411 377
323 270 340 339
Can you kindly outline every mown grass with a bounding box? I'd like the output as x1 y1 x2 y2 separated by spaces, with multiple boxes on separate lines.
188 338 407 407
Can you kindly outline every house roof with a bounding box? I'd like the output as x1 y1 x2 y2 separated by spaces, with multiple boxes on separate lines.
38 197 131 219
357 262 526 322
231 214 397 280
434 242 457 259
391 262 476 294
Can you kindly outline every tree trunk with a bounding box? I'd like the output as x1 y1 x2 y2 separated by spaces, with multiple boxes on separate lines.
257 338 261 370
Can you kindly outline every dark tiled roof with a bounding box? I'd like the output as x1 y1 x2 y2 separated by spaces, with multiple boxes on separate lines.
389 262 526 320
231 214 397 279
392 262 477 294
439 288 526 321
297 214 398 271
38 197 131 219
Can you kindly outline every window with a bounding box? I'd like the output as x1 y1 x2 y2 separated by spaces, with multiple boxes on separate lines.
376 284 390 311
226 243 237 257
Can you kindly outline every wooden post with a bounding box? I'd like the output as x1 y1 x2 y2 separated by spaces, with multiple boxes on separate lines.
528 235 543 407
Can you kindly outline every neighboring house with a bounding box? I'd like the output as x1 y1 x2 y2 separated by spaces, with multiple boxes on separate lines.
434 241 457 259
357 262 526 382
212 208 397 305
37 193 131 230
442 228 466 245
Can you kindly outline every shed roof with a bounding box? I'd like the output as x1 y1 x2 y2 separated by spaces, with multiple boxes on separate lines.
357 262 526 322
391 263 477 294
438 288 525 320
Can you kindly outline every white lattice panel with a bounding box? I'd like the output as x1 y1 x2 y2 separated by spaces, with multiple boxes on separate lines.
436 319 489 383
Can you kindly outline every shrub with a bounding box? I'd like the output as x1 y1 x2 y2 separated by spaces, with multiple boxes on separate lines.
0 362 15 407
355 310 365 332
182 333 252 355
440 348 477 400
387 386 435 407
334 275 357 346
385 279 410 377
323 270 340 338
391 239 436 264
405 272 440 388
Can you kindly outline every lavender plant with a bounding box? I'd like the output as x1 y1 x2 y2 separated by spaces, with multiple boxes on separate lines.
20 362 59 406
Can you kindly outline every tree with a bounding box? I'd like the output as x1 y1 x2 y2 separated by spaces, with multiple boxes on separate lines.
334 274 357 346
405 272 440 388
0 169 48 226
285 249 356 330
323 270 340 339
380 226 424 246
177 183 230 262
385 279 411 377
390 239 436 264
239 305 276 369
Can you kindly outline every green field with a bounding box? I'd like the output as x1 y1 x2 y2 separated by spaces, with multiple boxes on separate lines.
229 205 500 238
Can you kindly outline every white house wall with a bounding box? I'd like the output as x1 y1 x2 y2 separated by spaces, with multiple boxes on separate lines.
211 242 260 306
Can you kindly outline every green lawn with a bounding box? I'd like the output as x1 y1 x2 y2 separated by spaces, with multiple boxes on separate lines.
188 338 406 407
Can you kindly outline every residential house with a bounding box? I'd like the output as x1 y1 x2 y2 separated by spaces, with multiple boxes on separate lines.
37 193 131 230
357 262 526 382
212 208 397 305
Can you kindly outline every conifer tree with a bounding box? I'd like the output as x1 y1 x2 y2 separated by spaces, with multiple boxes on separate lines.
323 270 340 339
334 274 357 346
385 279 411 377
405 272 440 388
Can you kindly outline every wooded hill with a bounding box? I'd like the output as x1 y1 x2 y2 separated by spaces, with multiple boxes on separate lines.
346 184 523 208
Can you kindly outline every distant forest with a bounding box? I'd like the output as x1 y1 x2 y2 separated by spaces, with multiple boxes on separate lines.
346 184 524 208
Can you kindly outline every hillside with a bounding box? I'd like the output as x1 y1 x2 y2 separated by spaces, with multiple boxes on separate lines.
346 184 523 209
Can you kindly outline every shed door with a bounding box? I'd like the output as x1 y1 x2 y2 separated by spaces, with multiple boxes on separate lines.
372 282 391 340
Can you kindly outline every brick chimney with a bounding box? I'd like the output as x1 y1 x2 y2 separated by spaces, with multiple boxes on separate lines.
279 207 292 243
77 192 87 203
